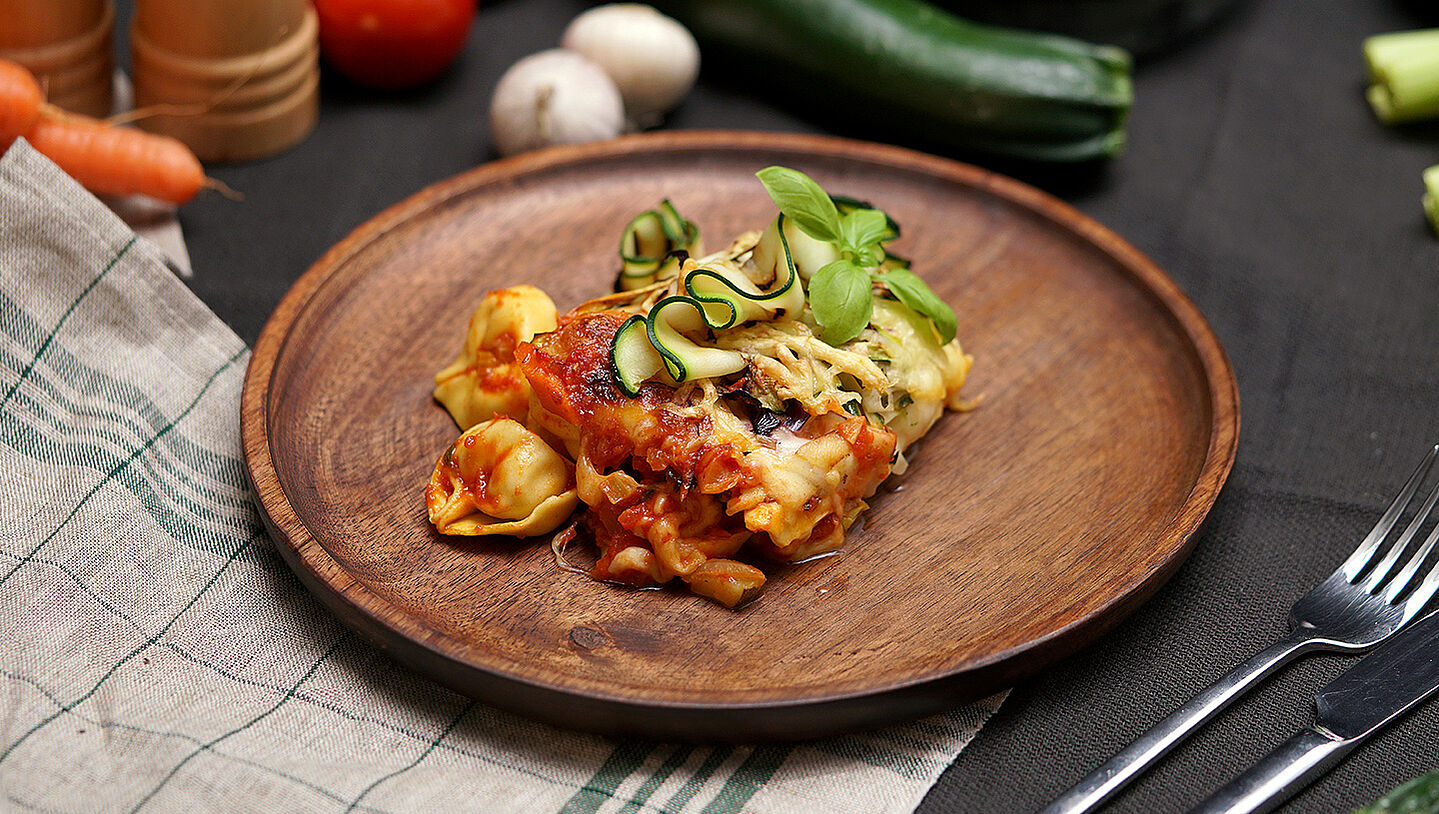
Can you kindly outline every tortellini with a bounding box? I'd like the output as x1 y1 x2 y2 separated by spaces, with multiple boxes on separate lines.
433 285 558 429
425 418 579 536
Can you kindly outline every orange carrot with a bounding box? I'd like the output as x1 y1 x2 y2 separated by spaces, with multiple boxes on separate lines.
2 57 211 205
0 59 43 146
25 110 207 205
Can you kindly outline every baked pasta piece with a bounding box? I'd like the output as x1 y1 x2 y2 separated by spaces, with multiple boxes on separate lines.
425 167 972 607
425 418 579 536
432 285 557 429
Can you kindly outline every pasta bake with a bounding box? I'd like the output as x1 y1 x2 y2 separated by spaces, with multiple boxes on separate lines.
424 167 972 607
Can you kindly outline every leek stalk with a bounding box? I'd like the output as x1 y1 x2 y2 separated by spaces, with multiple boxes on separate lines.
1424 165 1439 237
1364 28 1439 124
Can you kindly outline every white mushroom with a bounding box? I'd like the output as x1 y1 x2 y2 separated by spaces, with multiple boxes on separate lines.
488 49 625 157
560 4 700 128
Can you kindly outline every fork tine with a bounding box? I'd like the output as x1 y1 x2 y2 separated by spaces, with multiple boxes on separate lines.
1363 474 1439 592
1342 444 1439 582
1401 542 1439 622
1388 518 1439 605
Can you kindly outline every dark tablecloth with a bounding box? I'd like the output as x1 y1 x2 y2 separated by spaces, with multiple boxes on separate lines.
135 0 1439 810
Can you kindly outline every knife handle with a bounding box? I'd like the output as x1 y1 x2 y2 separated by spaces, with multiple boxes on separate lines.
1043 633 1321 814
1187 727 1357 814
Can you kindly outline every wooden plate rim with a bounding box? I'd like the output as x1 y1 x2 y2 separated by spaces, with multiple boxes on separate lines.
240 130 1240 725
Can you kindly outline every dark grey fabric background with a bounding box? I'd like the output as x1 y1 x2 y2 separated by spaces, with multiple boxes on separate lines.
114 0 1439 810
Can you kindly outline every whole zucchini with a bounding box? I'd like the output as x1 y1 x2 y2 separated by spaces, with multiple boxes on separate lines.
651 0 1133 162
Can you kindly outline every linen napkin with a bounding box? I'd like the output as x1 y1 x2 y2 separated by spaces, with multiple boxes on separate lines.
0 139 1005 814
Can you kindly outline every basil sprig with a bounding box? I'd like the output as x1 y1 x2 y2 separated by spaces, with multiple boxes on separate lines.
755 166 844 244
878 268 957 345
809 260 873 344
756 166 957 345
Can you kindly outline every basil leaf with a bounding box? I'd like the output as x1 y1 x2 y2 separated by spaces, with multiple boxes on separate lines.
879 269 957 344
809 260 874 345
840 208 890 258
756 166 842 244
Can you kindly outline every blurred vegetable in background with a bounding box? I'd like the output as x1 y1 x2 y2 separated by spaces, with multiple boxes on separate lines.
314 0 476 90
488 4 698 156
0 58 42 146
930 0 1244 60
561 3 700 129
489 49 625 157
1424 166 1438 238
1 57 208 204
1360 28 1439 240
650 0 1133 162
1364 27 1439 125
1351 768 1439 814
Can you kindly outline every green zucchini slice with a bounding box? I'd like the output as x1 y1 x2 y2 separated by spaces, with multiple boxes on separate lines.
745 215 809 318
657 200 696 245
682 216 803 326
779 216 840 281
607 209 837 394
610 315 664 397
618 200 700 290
647 297 746 382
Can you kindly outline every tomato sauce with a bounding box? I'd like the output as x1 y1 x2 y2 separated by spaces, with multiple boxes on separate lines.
517 310 897 591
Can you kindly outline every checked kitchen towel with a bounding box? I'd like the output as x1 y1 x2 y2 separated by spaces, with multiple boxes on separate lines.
0 141 1001 814
0 139 1004 814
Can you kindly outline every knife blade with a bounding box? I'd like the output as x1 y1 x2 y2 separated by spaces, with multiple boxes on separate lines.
1190 608 1439 814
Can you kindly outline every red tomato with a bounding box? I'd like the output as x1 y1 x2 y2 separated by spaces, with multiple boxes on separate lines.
313 0 477 90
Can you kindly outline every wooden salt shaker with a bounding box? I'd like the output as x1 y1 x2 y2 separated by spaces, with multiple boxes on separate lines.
0 0 115 117
130 0 318 162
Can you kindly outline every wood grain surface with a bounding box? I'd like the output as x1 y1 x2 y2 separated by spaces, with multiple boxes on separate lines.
239 131 1239 741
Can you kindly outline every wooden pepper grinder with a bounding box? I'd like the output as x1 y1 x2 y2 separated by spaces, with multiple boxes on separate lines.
0 0 115 117
130 0 318 162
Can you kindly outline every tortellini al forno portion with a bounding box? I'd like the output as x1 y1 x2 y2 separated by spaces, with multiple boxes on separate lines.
423 175 973 609
433 285 558 429
425 418 579 536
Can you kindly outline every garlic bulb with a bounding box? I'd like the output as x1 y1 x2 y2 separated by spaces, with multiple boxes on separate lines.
489 49 626 157
560 4 700 128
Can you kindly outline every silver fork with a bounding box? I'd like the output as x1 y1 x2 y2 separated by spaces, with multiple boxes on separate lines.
1044 444 1439 814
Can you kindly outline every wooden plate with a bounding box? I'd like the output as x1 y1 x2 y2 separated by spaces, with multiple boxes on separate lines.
241 131 1239 741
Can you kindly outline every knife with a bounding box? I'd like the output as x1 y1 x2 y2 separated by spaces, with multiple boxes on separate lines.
1189 609 1439 814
